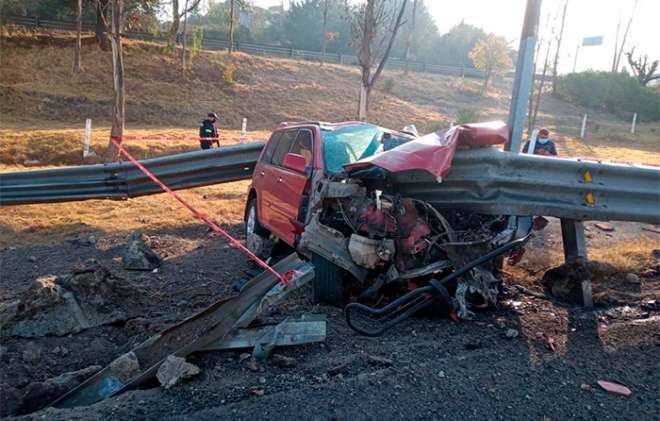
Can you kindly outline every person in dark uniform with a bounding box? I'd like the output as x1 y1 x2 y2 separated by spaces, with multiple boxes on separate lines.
522 128 558 156
199 112 220 150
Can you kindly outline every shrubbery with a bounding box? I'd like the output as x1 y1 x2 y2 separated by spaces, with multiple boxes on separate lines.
555 71 660 122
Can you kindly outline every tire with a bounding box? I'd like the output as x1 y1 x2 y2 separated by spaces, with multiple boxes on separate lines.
245 197 271 259
311 253 345 307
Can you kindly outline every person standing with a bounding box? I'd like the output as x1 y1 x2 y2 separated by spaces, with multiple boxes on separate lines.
523 128 557 156
199 112 220 150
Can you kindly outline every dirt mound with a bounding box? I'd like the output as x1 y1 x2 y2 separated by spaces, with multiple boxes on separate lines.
541 260 653 305
0 262 143 337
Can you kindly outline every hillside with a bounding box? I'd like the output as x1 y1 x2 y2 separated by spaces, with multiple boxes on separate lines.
1 30 658 167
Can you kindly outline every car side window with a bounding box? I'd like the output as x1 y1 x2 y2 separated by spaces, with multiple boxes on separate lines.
270 129 298 166
288 129 313 166
262 131 283 164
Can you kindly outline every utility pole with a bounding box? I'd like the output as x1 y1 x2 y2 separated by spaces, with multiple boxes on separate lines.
73 0 83 73
228 0 235 54
506 0 542 153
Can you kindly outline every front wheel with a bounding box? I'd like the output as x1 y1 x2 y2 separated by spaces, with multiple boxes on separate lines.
245 197 272 259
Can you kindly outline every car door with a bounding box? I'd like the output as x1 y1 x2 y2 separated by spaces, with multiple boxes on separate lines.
252 130 283 231
257 128 298 239
267 128 314 245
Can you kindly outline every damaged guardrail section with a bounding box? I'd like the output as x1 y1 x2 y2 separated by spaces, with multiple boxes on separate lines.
1 144 658 225
0 142 265 205
392 148 660 225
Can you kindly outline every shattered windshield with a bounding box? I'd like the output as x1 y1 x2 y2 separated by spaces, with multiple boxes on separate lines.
322 124 382 174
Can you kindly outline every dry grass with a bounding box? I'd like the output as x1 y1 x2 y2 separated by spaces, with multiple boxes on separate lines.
0 127 270 166
0 180 250 248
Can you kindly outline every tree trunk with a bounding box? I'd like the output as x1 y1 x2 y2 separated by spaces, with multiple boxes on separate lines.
95 0 111 50
613 0 638 72
358 68 370 120
482 69 491 94
551 0 567 95
530 41 552 131
73 0 83 72
320 0 328 66
168 0 180 53
403 0 417 74
228 0 235 54
181 0 189 71
106 0 125 162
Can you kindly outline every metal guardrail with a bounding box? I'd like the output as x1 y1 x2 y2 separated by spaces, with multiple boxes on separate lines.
0 142 264 205
1 144 659 226
2 14 486 78
392 148 660 225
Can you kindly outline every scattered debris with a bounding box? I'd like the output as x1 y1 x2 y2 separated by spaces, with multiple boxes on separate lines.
652 249 660 258
367 355 393 367
542 333 556 352
513 284 546 299
597 380 632 397
198 314 326 352
594 222 615 232
110 352 141 383
580 383 593 391
0 264 142 337
504 328 519 339
123 232 162 271
156 355 201 390
624 273 640 284
270 353 297 368
248 386 265 397
245 357 262 372
464 340 483 350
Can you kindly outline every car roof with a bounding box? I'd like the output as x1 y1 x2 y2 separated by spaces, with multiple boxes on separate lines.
275 121 415 138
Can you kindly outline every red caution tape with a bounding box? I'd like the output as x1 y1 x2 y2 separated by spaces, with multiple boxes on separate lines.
121 134 221 141
110 136 290 286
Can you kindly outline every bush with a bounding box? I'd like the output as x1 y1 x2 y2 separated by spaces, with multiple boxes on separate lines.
222 63 237 85
382 78 395 93
191 26 204 58
555 71 660 122
456 108 481 124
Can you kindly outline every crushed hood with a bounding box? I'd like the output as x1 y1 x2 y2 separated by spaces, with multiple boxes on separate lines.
344 121 508 181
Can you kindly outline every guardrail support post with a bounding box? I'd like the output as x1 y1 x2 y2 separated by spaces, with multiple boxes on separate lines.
560 218 592 307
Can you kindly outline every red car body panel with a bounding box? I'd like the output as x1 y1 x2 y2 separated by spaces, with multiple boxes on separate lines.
344 121 508 180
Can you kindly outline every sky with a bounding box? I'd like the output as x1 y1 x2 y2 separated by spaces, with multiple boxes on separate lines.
248 0 659 74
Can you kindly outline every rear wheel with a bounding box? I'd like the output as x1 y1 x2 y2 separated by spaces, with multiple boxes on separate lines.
311 253 345 307
245 197 271 259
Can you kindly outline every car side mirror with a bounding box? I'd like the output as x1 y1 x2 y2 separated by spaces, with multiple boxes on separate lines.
282 153 308 174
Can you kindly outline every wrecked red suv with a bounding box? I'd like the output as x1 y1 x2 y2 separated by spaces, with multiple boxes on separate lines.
246 121 534 332
245 121 414 257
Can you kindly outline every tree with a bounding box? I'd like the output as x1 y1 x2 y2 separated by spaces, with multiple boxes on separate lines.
320 0 328 65
351 0 408 120
469 34 512 94
96 0 111 50
611 0 638 73
168 0 202 53
551 0 567 95
73 0 83 72
96 0 126 161
402 0 417 73
626 48 660 86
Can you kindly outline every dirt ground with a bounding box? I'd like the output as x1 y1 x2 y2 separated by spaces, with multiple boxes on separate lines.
2 29 660 421
0 178 659 420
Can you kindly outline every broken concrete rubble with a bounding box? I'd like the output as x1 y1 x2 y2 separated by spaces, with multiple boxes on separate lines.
156 355 201 389
110 351 141 383
0 264 142 337
123 232 162 271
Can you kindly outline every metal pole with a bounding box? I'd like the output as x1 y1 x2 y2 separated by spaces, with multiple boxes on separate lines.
572 42 580 73
506 0 542 153
580 113 587 139
631 112 637 134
